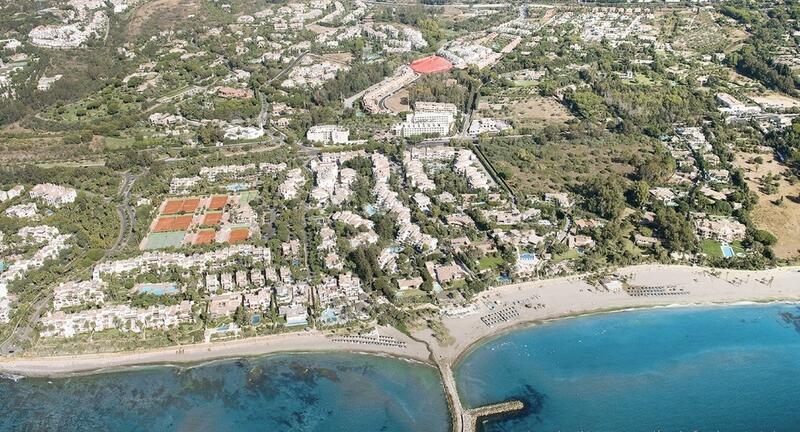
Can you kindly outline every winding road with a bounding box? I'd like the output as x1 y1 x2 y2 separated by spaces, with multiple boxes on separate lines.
105 171 139 258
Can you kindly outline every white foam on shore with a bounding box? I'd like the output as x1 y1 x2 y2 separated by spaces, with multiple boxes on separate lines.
0 372 24 382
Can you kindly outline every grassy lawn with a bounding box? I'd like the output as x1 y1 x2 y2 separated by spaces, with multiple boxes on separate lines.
625 73 657 87
479 255 504 270
553 249 581 262
623 239 643 257
446 279 467 290
160 84 193 99
702 239 723 258
512 80 538 88
396 289 431 303
104 136 136 150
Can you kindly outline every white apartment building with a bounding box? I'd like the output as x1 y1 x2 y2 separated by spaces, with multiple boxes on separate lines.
392 102 458 137
30 183 77 208
41 301 194 338
0 185 24 202
306 125 350 144
53 280 106 311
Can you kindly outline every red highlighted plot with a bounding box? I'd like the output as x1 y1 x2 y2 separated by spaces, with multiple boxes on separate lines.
194 230 215 245
162 199 183 215
410 55 453 74
202 212 223 226
181 198 200 213
162 198 201 214
153 215 192 232
228 228 250 244
208 195 228 210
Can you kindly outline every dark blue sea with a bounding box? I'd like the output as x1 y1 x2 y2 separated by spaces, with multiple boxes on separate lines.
0 352 449 431
455 304 800 432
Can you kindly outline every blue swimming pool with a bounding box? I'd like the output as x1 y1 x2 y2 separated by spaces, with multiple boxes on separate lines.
519 252 536 261
136 284 179 296
496 275 511 283
226 183 249 192
721 244 735 258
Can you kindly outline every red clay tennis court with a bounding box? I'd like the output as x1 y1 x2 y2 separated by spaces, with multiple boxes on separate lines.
228 228 250 244
208 195 229 210
162 198 201 215
194 230 216 245
202 212 223 226
410 55 453 74
153 215 193 232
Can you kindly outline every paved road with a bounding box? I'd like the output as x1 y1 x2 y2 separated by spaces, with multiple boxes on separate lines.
343 88 367 109
105 171 139 258
267 51 309 85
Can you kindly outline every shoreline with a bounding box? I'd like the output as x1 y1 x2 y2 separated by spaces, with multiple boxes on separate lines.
0 326 433 378
449 298 800 369
413 264 800 365
0 348 438 381
2 264 800 378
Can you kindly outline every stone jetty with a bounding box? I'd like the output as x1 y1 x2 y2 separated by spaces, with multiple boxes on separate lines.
463 400 526 432
436 359 525 432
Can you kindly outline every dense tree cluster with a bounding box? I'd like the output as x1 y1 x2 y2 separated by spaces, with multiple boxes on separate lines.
581 176 626 220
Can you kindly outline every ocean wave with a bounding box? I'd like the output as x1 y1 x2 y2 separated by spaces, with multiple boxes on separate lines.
0 372 24 382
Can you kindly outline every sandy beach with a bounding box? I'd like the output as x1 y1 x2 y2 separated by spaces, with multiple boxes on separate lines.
417 264 800 363
2 264 800 378
0 325 432 377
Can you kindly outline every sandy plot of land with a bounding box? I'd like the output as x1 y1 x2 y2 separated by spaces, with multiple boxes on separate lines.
748 92 800 110
728 69 761 88
307 24 337 35
666 9 739 52
321 52 354 65
127 0 202 37
384 89 410 114
484 94 574 128
734 151 800 259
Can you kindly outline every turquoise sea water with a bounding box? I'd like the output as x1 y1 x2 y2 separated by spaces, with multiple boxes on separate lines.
456 304 800 432
0 353 449 432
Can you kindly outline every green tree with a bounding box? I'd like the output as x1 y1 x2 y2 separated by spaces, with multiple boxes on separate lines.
655 207 696 252
583 176 626 220
197 124 224 146
627 180 650 208
233 304 249 327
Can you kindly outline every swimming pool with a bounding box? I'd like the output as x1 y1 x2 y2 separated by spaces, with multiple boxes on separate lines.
721 243 735 258
519 252 537 262
136 283 179 296
226 183 249 192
